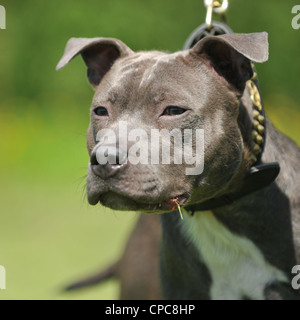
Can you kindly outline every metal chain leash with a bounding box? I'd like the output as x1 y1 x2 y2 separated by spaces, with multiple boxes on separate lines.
183 0 232 50
204 0 228 30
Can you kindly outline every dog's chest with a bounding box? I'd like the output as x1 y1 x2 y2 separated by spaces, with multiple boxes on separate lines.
181 211 288 299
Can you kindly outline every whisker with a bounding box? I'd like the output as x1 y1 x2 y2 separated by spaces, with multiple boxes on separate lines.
72 173 88 203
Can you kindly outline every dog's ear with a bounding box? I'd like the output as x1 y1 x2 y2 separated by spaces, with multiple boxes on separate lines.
191 32 268 92
56 37 133 88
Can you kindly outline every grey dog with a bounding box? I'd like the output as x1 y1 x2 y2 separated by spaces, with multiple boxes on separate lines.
57 32 300 299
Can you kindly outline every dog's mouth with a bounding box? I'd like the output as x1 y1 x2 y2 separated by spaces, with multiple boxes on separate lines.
90 191 189 213
163 195 188 210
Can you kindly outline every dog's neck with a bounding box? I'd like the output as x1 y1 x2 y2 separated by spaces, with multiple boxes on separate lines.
184 85 280 214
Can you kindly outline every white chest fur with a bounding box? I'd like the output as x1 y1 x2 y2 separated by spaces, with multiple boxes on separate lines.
181 211 288 300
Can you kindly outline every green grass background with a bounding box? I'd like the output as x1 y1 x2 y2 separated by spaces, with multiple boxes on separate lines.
0 0 299 300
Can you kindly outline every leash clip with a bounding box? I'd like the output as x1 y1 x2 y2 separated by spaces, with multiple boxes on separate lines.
204 0 229 29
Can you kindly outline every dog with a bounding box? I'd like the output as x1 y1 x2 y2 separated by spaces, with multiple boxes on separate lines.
57 32 300 299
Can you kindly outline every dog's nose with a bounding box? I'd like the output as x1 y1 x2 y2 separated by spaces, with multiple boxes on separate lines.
90 144 128 179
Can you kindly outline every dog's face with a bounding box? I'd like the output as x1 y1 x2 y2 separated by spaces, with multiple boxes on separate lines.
57 33 268 212
85 50 243 212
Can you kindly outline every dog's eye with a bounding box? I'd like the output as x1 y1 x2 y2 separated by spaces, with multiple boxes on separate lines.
94 107 108 117
162 106 187 116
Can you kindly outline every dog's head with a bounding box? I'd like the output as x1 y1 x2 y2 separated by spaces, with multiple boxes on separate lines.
57 33 268 212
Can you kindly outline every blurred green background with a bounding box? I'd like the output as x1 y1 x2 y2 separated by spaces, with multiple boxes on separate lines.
0 0 299 300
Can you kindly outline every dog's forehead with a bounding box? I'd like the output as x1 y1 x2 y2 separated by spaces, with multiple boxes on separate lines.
117 51 180 90
94 50 194 106
120 51 176 74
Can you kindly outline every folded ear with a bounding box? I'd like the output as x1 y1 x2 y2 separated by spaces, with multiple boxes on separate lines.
191 32 268 92
56 37 133 88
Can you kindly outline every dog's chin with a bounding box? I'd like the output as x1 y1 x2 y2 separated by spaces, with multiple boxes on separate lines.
89 191 189 213
99 192 149 211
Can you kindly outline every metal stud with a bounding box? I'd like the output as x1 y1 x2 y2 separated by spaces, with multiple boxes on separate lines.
258 115 265 123
252 130 258 140
257 124 264 134
253 110 259 119
253 144 261 155
255 134 263 145
253 120 259 129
